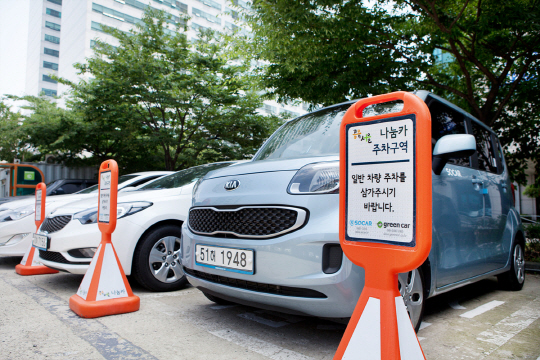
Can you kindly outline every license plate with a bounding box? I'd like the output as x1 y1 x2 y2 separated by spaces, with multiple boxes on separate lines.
32 233 49 251
195 244 254 274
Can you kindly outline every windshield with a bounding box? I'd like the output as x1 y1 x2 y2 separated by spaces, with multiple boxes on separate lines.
74 174 138 194
141 163 234 190
253 105 350 161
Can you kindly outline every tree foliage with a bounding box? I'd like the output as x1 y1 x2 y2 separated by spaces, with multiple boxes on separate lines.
243 0 540 183
0 99 27 162
63 8 279 171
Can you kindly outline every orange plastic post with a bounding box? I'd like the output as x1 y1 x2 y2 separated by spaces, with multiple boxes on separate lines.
69 159 140 318
334 92 432 359
15 182 59 275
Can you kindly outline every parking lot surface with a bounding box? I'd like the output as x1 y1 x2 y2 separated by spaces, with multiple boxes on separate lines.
1 255 539 360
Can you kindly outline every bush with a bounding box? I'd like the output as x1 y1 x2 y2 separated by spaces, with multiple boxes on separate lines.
525 223 540 262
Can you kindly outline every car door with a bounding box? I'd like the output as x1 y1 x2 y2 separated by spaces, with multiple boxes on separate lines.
469 121 508 271
427 98 485 288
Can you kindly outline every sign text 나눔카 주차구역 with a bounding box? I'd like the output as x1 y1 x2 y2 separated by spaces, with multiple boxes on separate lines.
345 116 415 246
98 171 111 223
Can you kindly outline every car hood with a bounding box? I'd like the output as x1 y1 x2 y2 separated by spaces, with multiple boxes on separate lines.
0 193 87 212
204 156 339 179
50 187 184 216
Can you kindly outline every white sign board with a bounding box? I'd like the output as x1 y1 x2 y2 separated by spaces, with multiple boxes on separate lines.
345 116 415 246
35 189 42 222
99 171 111 223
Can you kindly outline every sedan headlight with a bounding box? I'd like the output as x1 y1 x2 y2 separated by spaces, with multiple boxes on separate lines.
287 161 339 195
0 204 35 222
73 201 153 225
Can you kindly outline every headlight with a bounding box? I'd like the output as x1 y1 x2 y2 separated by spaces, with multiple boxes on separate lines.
0 204 35 222
287 161 339 195
73 201 153 225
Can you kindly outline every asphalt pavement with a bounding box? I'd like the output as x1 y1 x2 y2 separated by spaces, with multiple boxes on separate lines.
1 255 539 360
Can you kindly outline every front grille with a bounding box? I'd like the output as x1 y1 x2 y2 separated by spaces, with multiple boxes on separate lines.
188 206 307 238
184 267 327 298
40 215 71 233
39 250 89 265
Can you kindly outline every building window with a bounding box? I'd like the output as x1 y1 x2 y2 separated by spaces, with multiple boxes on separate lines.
195 0 221 11
92 3 142 25
224 21 239 32
43 61 58 70
45 21 61 31
192 8 220 25
44 48 59 57
191 23 209 32
46 8 61 18
45 34 60 44
47 0 62 5
43 75 58 84
42 88 57 97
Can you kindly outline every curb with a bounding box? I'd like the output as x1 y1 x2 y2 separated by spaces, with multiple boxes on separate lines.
525 261 540 272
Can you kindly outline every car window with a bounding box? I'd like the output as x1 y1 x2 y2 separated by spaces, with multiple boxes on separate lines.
57 183 81 194
129 175 162 188
428 100 470 168
253 105 350 161
74 175 137 194
76 184 99 194
471 122 498 173
141 163 234 190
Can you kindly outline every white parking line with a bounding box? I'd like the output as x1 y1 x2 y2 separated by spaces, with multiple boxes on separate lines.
460 300 504 319
477 301 540 347
419 322 431 330
210 329 315 360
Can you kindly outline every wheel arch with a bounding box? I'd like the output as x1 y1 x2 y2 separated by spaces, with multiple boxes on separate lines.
130 219 184 274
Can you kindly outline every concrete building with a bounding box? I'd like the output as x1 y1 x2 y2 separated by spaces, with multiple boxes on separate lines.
0 0 306 118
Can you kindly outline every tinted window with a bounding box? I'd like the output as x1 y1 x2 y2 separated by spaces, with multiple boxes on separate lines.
75 175 136 194
58 183 81 194
253 105 349 161
428 100 470 167
472 122 497 173
141 163 234 190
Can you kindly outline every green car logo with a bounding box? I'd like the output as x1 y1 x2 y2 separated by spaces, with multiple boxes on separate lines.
377 221 383 228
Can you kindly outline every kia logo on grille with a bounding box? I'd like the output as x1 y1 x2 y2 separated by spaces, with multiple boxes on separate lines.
224 180 240 191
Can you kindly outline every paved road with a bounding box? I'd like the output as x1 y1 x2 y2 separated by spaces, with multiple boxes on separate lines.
1 255 539 359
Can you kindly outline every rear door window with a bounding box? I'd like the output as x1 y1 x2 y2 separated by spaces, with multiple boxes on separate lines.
428 100 470 167
471 122 498 173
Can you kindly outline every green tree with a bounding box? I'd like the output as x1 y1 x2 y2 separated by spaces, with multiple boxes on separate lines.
0 99 33 162
243 0 539 181
63 8 279 171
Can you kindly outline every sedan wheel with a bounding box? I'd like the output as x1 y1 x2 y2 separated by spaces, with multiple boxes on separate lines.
132 224 188 292
148 236 183 283
398 268 424 332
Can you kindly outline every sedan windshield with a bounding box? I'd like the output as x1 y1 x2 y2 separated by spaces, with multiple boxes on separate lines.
253 104 350 161
75 175 138 194
140 163 235 190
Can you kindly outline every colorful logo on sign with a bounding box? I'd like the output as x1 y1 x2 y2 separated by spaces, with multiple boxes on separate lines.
24 171 35 181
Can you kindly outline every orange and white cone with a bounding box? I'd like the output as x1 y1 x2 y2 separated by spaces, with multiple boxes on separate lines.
69 239 139 318
69 159 139 318
15 182 58 276
15 242 59 275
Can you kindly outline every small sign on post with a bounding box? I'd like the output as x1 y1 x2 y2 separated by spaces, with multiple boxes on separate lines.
69 159 140 318
335 92 432 360
16 182 59 275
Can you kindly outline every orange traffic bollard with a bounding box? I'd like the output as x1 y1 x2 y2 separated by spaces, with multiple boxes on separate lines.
69 159 140 318
15 182 59 276
335 92 432 359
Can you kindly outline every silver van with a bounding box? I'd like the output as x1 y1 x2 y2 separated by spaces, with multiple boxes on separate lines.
181 91 525 330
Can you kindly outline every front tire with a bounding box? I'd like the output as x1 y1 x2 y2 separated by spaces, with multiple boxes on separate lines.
398 267 425 333
498 240 525 291
132 224 188 292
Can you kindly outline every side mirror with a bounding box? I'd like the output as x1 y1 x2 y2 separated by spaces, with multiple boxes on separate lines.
432 134 476 175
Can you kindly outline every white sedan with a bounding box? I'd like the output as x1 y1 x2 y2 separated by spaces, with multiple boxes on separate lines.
0 171 172 257
37 162 238 292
